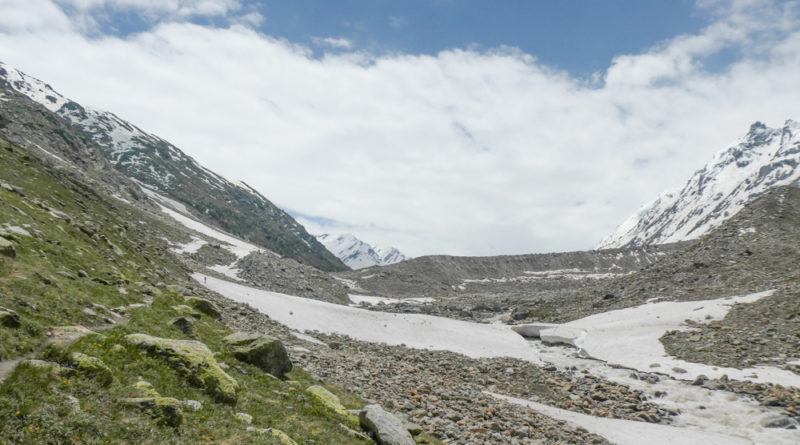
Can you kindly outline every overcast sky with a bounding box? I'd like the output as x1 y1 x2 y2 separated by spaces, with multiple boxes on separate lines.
1 0 799 257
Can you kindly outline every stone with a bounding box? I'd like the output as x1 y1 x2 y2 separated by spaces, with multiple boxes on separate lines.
221 332 292 377
306 385 359 425
359 404 416 445
0 307 21 328
70 352 113 386
171 305 202 318
183 400 203 411
78 269 89 278
234 412 253 424
125 333 239 403
691 374 708 386
170 317 198 339
0 237 15 258
47 325 104 349
266 428 298 445
121 397 183 427
760 414 798 429
184 297 222 320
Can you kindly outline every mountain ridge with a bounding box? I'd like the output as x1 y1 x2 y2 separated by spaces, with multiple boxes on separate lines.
317 233 407 269
0 61 347 272
599 119 800 249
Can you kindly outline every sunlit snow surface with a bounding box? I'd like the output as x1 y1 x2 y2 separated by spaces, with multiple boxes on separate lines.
199 274 800 444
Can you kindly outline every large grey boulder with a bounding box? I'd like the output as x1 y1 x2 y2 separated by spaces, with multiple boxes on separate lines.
0 307 20 328
184 297 222 320
0 237 15 258
221 332 292 377
359 404 415 445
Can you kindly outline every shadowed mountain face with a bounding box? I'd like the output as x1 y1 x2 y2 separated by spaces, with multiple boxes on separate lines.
0 62 347 272
599 120 800 249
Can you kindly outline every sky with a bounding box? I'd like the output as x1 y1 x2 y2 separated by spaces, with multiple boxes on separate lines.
0 0 799 258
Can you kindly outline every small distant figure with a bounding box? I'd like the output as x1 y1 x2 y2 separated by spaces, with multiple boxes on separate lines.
204 276 207 284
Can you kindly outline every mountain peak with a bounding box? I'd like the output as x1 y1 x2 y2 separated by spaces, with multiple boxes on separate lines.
317 233 408 269
599 119 800 249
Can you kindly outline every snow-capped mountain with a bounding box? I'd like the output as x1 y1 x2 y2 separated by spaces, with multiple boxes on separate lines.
0 61 346 271
599 119 800 249
317 233 408 270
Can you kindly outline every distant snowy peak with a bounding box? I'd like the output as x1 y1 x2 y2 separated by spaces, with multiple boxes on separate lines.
599 119 800 249
317 233 408 270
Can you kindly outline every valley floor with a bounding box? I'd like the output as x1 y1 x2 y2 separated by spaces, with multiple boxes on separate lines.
200 274 800 445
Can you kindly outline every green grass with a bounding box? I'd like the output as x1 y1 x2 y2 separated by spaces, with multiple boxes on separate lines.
0 136 376 444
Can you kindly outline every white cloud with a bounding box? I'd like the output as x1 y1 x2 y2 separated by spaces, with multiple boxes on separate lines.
312 36 353 49
0 1 799 257
55 0 242 17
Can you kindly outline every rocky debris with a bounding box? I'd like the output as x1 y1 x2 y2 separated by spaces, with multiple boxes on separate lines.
359 404 416 445
170 317 198 339
760 414 799 429
184 297 222 320
125 333 239 403
47 325 104 349
221 332 292 378
662 285 800 372
121 397 183 427
305 385 359 425
689 375 800 419
234 251 351 304
0 236 15 258
69 352 113 386
0 307 21 328
189 243 237 267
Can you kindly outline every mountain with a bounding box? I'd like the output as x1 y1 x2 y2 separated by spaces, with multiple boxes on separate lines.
599 120 800 249
317 233 407 269
0 61 347 272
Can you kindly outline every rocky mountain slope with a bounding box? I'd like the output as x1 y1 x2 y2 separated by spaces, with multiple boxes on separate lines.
317 233 407 269
599 120 800 249
0 61 346 272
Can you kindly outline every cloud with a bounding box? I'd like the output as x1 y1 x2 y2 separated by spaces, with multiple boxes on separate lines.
313 36 353 49
389 15 408 29
55 0 243 17
0 1 799 257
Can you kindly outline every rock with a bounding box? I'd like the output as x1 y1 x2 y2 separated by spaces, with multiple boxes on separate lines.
538 326 585 347
121 397 183 427
359 404 416 445
266 428 298 445
221 332 292 377
20 359 65 375
170 317 198 339
306 385 359 424
47 325 104 349
182 400 203 411
70 352 113 386
0 307 21 328
78 269 89 278
125 334 239 403
0 237 15 258
171 305 202 318
691 374 708 386
760 414 798 429
184 297 222 320
671 367 688 374
633 411 661 423
235 412 253 424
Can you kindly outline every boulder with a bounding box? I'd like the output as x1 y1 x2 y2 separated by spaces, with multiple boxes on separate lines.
306 385 359 424
125 334 239 403
0 307 20 328
171 305 202 318
185 297 222 320
170 317 198 339
70 352 113 386
266 428 298 445
0 237 15 258
221 332 292 377
359 404 416 445
121 397 183 427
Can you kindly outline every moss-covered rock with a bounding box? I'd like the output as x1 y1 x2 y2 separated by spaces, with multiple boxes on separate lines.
306 385 359 425
121 397 183 427
171 304 202 318
221 332 292 377
47 325 104 349
0 307 20 328
184 297 222 320
268 428 298 445
170 316 198 339
0 236 15 258
19 359 66 376
70 352 114 386
124 333 239 403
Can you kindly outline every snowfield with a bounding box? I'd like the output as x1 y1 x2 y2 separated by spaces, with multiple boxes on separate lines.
199 273 800 445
